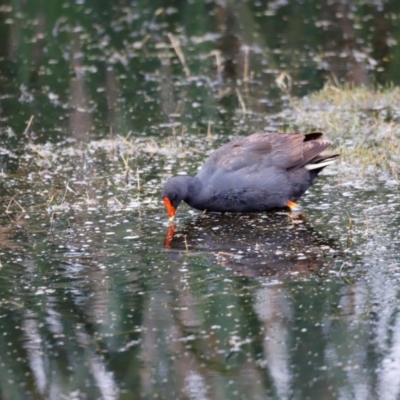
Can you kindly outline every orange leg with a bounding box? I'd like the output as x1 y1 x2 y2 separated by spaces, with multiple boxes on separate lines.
286 200 302 212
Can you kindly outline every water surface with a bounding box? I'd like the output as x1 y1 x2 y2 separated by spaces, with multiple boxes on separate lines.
1 1 400 399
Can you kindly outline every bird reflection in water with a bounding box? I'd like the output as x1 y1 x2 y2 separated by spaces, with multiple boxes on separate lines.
163 213 337 278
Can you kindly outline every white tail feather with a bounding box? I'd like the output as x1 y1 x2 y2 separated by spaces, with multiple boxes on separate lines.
304 159 337 170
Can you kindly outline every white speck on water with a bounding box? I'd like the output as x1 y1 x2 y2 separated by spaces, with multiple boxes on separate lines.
35 287 55 295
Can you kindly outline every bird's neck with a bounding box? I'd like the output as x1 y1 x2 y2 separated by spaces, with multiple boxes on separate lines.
185 177 203 208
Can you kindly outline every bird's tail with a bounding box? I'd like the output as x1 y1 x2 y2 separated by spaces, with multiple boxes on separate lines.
304 154 339 171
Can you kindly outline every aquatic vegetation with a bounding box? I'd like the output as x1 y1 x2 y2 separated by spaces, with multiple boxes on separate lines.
288 84 400 181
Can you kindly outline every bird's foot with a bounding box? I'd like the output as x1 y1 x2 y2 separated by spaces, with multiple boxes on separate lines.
288 212 306 223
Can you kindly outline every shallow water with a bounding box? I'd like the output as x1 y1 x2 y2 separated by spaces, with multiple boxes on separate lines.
1 1 400 399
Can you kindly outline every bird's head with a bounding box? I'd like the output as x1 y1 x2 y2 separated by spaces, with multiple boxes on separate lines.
161 176 191 222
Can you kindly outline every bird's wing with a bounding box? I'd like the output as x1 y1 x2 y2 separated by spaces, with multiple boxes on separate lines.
199 132 329 176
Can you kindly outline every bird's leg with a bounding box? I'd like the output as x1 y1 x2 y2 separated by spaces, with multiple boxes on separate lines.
286 200 302 212
286 201 305 220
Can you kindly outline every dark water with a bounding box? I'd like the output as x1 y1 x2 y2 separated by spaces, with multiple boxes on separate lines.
1 1 400 399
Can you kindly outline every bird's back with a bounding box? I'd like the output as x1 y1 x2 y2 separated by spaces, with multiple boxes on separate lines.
190 132 337 212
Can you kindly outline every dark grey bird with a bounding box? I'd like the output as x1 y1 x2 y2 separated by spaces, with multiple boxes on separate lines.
162 132 339 221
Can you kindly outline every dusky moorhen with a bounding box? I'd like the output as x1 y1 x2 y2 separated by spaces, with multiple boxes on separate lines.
162 132 339 221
